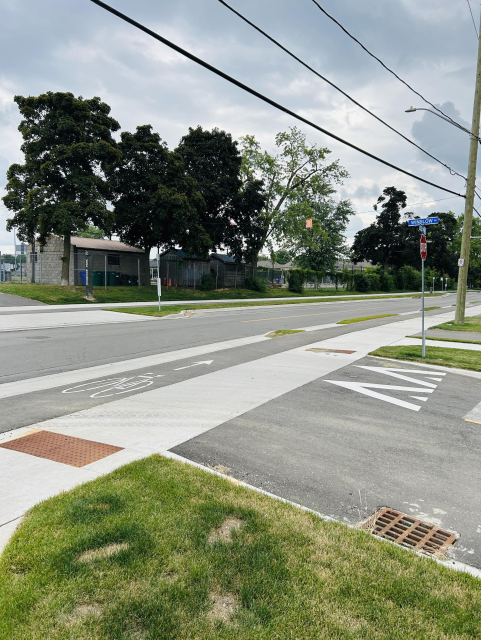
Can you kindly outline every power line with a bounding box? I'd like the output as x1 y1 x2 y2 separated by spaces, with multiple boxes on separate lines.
355 196 459 214
310 0 466 130
466 0 479 38
219 0 469 183
87 0 466 199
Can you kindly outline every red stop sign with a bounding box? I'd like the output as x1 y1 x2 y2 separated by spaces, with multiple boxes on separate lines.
420 234 427 261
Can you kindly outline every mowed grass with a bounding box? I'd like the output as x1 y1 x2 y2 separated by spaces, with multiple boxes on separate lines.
0 282 416 306
266 329 305 338
370 344 481 372
337 314 397 325
433 316 481 333
1 456 480 640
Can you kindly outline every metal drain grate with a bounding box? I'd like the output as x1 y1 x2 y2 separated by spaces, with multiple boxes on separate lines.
362 508 457 556
0 430 123 467
306 348 356 354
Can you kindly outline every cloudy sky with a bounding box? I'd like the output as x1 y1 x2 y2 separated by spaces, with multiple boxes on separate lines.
1 0 479 254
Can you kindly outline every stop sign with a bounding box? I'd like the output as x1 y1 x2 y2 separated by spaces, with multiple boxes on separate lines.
420 234 427 261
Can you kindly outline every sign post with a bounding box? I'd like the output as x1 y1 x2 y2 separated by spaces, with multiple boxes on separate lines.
85 251 93 300
156 253 161 312
420 234 428 358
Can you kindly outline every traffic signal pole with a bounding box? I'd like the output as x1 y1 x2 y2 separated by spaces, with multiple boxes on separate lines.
455 10 481 324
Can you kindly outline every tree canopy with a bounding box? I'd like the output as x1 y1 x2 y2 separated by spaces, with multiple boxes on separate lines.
177 126 267 263
240 127 348 262
351 187 410 271
110 125 211 269
2 91 120 284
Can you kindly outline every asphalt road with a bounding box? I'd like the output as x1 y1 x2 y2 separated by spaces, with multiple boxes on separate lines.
0 292 47 307
173 355 481 569
0 292 462 384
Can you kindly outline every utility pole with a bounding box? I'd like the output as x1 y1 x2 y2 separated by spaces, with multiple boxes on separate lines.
455 10 481 324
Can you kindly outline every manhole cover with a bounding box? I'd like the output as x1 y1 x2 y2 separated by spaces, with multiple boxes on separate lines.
0 430 123 467
306 348 356 354
362 508 457 556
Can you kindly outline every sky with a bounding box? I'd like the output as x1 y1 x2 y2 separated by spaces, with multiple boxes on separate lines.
1 0 480 255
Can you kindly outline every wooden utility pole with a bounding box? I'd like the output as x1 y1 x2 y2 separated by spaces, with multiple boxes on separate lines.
455 10 481 324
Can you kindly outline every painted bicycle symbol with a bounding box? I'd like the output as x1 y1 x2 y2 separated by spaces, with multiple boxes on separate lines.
62 374 161 398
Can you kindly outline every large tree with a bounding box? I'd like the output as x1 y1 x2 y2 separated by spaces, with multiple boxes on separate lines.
176 126 267 262
3 92 120 284
287 197 353 273
110 125 211 280
239 127 348 263
352 187 410 271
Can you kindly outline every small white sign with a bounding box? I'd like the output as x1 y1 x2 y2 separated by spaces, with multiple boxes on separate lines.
157 278 162 296
458 258 465 267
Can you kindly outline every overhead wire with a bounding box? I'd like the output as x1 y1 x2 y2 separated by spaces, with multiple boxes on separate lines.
355 196 459 214
310 0 467 130
466 0 479 38
219 0 469 184
87 0 466 199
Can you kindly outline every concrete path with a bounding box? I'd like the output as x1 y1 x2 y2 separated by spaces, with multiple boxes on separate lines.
0 290 440 314
0 292 47 307
423 328 481 343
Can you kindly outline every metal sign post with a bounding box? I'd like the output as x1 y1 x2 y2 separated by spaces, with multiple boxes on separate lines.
420 233 428 358
156 253 161 311
85 251 93 299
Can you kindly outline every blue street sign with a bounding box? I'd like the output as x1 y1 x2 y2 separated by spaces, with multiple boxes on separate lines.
408 217 439 226
419 226 427 234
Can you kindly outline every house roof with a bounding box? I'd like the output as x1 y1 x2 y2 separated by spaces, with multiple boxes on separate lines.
210 253 245 265
71 237 144 253
159 248 210 261
257 260 293 269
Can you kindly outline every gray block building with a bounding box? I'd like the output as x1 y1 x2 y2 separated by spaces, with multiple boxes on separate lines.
26 236 148 286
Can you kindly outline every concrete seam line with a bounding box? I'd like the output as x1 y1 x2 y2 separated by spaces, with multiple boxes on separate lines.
161 452 481 580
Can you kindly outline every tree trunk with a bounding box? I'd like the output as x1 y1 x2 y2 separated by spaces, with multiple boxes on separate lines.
61 234 71 286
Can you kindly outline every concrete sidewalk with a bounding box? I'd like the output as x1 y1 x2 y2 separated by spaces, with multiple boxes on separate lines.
1 304 480 564
0 290 440 314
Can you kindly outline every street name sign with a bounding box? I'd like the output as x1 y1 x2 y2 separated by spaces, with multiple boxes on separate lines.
408 217 439 226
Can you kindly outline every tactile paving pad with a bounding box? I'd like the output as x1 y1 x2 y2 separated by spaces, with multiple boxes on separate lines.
0 430 123 467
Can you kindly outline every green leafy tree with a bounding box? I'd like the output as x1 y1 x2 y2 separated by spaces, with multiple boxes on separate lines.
76 225 105 239
2 92 120 284
177 126 267 263
454 214 481 286
287 197 353 272
352 187 410 271
240 127 348 263
402 211 458 277
275 249 291 264
110 125 211 282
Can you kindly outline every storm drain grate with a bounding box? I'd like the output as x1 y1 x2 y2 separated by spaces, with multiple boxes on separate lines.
0 430 123 467
362 507 457 556
306 348 356 354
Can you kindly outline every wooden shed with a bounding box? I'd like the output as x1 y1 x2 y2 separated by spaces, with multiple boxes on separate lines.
210 254 245 288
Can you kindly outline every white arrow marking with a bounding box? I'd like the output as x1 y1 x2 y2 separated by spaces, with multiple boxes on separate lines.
325 381 435 411
174 360 214 371
411 396 428 401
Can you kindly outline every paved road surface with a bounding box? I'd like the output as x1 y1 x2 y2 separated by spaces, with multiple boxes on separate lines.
0 292 47 307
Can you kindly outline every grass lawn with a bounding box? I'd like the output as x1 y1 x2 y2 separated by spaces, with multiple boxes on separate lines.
1 456 480 640
432 316 481 333
0 282 417 306
370 344 481 372
337 314 397 325
266 329 305 338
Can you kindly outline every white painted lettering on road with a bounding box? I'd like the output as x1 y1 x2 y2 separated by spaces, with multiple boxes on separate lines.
325 366 446 411
62 375 162 398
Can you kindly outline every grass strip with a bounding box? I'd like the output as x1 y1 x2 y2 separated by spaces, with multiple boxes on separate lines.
407 335 481 346
1 455 480 639
432 317 481 333
369 344 481 372
106 297 414 317
424 306 441 311
0 282 418 306
337 313 397 325
266 329 305 338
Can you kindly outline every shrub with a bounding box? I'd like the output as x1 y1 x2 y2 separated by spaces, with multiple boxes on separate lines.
379 271 395 291
353 272 370 292
398 265 421 291
245 275 267 293
368 273 380 291
287 270 305 294
199 273 216 291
